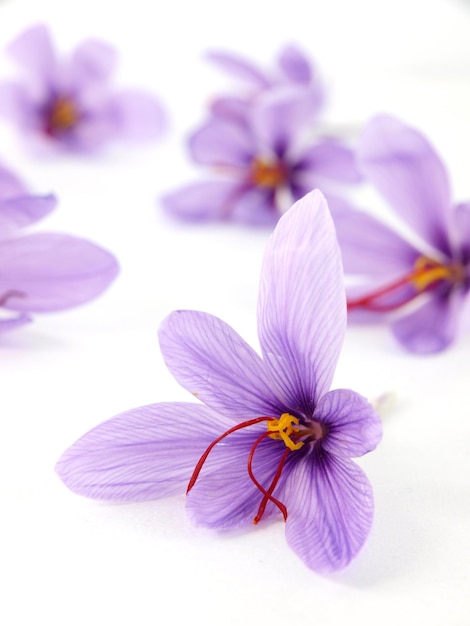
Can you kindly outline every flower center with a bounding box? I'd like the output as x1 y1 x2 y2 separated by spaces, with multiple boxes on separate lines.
44 96 79 136
187 412 322 525
411 256 464 289
347 254 466 313
267 413 304 450
250 158 287 189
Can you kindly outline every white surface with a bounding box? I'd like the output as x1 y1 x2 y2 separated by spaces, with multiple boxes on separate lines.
0 1 469 625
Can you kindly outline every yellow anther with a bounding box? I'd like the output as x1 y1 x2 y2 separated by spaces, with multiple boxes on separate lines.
251 158 287 188
50 97 78 131
268 413 304 451
412 256 454 291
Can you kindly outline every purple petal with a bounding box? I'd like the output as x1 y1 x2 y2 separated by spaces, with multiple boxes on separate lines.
331 206 420 276
106 90 167 141
7 24 57 86
227 185 278 225
277 45 313 84
161 180 245 222
186 430 288 529
296 140 362 185
0 311 32 333
391 289 461 353
284 452 375 572
189 116 254 167
209 96 252 125
257 190 346 412
0 162 29 197
453 202 470 261
63 110 118 152
56 402 232 501
459 291 470 334
68 38 117 89
0 232 118 312
358 115 453 254
310 191 357 217
158 310 283 421
289 183 353 216
251 87 322 156
0 194 56 235
164 180 277 226
0 82 37 128
315 389 382 457
205 50 271 89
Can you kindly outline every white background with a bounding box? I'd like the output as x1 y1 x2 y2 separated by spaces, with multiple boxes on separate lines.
0 0 469 624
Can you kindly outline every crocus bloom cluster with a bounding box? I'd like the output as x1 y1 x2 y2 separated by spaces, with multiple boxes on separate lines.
57 190 382 573
163 88 360 225
0 24 166 153
332 115 470 353
0 162 119 332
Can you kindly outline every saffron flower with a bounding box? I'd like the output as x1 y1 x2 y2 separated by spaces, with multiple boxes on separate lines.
205 44 325 121
333 114 470 353
57 190 382 573
0 162 119 331
0 24 166 153
163 90 360 225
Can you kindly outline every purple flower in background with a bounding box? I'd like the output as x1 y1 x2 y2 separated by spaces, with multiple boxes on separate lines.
0 162 119 332
163 90 360 225
57 190 382 573
206 44 325 121
333 115 470 354
0 24 166 153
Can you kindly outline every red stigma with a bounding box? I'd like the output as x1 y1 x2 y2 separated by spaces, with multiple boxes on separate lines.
186 416 272 493
247 432 290 524
347 256 461 313
187 414 303 524
0 290 26 307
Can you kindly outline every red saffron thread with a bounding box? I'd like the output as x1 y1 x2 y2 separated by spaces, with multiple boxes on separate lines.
186 416 272 494
187 414 297 524
247 431 289 522
347 261 452 312
0 289 26 307
251 448 290 524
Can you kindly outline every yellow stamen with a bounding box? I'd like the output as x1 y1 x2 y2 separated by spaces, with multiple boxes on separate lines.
267 413 304 451
49 97 78 132
412 256 461 291
251 158 287 188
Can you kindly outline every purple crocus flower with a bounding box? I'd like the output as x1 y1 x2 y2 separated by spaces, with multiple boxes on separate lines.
332 114 470 354
57 190 382 573
205 44 325 122
0 162 119 331
0 24 166 153
163 90 360 225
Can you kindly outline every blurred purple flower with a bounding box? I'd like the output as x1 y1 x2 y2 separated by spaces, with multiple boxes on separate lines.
333 115 470 353
206 44 325 121
0 24 166 153
163 89 360 225
57 190 381 573
0 162 119 332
